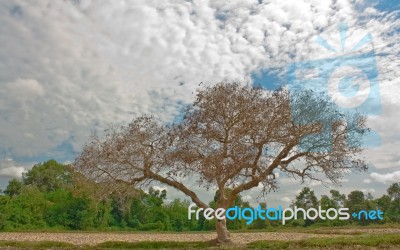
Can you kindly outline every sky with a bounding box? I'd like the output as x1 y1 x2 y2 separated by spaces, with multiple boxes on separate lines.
0 0 399 207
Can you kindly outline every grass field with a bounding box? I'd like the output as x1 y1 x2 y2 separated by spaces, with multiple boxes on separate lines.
0 235 399 249
0 226 399 249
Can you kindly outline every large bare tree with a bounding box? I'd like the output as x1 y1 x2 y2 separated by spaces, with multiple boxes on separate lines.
74 82 368 243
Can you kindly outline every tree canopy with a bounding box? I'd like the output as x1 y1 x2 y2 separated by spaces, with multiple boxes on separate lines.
74 82 369 242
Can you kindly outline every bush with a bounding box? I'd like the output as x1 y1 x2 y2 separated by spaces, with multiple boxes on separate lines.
139 221 164 231
290 219 305 227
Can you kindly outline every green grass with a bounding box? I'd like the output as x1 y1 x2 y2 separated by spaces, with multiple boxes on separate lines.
0 240 75 249
95 241 214 249
236 222 400 234
2 222 399 233
0 230 399 249
248 234 400 249
0 240 214 249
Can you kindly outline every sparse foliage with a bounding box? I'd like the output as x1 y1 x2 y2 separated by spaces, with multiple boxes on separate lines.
74 82 369 242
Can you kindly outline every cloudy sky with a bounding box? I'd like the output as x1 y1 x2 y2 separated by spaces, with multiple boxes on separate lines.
0 0 399 206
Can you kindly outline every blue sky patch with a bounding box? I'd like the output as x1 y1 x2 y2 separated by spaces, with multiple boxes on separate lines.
251 68 284 91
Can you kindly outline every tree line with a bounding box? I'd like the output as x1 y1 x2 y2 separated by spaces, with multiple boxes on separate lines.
0 160 398 231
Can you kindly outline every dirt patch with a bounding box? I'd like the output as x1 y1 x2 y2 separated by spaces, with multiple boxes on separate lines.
0 228 398 246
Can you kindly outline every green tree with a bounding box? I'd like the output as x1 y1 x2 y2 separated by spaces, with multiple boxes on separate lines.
3 179 23 197
146 187 167 207
320 195 336 211
346 190 369 224
387 182 400 200
23 160 73 192
168 199 197 231
377 195 391 212
386 183 400 222
0 186 48 230
294 187 318 209
127 188 171 230
330 190 346 208
374 194 391 224
293 187 319 227
346 190 365 210
320 190 348 226
248 202 270 229
45 189 95 230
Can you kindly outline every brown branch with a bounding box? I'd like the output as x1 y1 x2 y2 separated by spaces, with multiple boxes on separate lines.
280 152 308 165
147 171 208 209
225 141 298 207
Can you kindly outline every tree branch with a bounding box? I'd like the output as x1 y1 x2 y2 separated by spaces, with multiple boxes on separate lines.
147 171 208 209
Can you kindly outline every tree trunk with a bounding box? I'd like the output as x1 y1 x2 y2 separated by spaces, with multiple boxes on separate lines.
215 219 232 243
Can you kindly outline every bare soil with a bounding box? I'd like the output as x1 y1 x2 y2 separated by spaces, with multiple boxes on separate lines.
0 228 399 246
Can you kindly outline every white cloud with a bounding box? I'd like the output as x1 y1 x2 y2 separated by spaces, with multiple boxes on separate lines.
0 158 28 178
361 188 375 193
0 0 399 201
242 195 252 201
279 177 299 185
150 185 168 192
0 0 363 161
280 196 291 203
370 171 400 184
0 166 25 179
363 179 372 183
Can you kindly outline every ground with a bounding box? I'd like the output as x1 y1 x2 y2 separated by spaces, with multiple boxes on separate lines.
0 227 399 249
